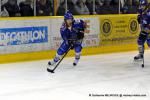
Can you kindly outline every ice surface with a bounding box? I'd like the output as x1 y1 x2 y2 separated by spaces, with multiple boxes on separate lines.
0 50 150 100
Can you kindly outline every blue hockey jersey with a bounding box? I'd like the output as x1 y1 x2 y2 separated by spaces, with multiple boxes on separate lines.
139 8 150 28
60 19 86 42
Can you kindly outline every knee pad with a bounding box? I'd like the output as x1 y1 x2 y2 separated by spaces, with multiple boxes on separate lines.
57 42 70 55
74 44 82 53
57 48 65 55
138 31 148 45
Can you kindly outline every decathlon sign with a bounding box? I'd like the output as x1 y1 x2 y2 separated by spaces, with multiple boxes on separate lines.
0 26 48 46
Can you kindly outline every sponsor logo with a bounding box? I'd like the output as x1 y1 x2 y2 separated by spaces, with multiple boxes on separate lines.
129 18 138 34
101 19 112 36
0 26 48 46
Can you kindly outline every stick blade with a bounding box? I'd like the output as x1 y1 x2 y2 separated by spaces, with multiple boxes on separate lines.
47 68 55 73
142 64 144 68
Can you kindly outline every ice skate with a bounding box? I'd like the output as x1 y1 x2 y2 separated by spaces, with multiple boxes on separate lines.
134 54 143 61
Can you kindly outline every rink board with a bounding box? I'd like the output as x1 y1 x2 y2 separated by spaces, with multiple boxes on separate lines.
0 43 141 63
0 15 141 63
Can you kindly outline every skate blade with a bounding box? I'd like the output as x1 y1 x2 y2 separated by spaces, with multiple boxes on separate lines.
133 59 144 67
47 68 54 73
134 59 143 62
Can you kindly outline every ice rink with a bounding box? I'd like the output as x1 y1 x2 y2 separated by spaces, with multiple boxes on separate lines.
0 50 150 100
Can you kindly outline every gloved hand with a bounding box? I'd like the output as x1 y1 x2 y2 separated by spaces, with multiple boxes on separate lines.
68 39 76 49
77 31 84 39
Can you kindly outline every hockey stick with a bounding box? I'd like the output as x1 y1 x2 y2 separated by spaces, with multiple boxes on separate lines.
143 3 150 14
47 47 71 73
142 53 144 68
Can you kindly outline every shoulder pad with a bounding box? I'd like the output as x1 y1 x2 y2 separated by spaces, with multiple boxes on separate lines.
74 19 84 24
60 22 67 31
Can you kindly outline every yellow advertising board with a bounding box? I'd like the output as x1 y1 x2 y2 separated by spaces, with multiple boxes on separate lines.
99 14 139 46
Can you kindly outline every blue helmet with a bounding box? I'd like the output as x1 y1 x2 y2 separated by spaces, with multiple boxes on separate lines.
64 11 74 20
139 0 148 6
139 0 148 13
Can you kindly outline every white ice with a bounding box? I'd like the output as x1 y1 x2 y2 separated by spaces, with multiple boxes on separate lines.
0 50 150 100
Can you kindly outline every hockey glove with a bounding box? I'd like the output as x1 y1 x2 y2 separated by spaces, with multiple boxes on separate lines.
68 39 76 49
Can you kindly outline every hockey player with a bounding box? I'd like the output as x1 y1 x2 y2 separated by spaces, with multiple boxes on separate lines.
47 11 87 70
134 0 150 60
